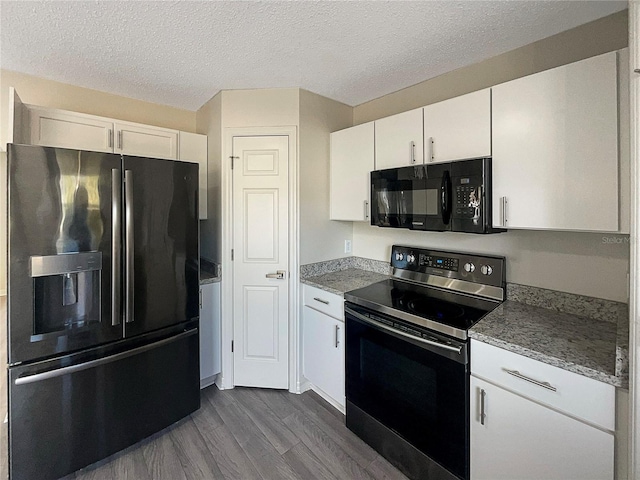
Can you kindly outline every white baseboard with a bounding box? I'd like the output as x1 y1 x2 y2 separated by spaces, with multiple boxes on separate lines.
299 380 312 394
200 374 218 389
308 385 345 415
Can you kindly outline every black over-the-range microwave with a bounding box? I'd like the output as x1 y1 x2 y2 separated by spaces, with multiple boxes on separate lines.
370 157 505 234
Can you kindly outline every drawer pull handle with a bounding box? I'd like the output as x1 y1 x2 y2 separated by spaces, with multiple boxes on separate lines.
480 388 486 425
504 369 557 392
313 297 329 305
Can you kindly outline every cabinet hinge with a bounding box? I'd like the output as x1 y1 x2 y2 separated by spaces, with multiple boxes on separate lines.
231 340 234 353
230 156 239 169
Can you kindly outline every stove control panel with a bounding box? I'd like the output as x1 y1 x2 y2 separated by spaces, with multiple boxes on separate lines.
419 254 459 272
390 245 505 289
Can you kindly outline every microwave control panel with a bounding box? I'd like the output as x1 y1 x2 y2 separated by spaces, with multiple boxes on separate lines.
454 178 482 219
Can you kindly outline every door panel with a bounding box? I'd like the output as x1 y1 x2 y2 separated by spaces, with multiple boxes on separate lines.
9 328 200 480
244 286 278 359
122 156 199 338
233 136 289 389
470 376 614 480
115 122 178 160
8 145 123 364
29 107 114 153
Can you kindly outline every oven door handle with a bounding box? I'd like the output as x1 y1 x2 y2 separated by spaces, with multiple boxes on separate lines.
345 307 463 354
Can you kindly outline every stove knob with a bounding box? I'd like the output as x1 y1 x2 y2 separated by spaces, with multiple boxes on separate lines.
395 253 404 261
407 254 415 263
464 262 475 273
480 265 493 275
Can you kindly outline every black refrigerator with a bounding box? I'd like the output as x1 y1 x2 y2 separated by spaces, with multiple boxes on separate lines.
7 144 201 480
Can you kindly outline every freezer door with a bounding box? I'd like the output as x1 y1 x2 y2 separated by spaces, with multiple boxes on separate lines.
122 156 199 337
9 326 200 480
8 144 124 364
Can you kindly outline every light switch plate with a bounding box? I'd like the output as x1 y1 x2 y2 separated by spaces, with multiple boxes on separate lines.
344 240 352 254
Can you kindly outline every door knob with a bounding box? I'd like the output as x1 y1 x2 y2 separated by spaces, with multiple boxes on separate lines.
265 270 286 280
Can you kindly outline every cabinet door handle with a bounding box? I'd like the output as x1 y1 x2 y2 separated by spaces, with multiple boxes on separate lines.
428 136 434 162
410 141 416 164
364 200 369 220
313 297 329 305
108 129 113 148
118 130 123 150
504 369 557 392
480 388 486 425
335 325 340 348
501 196 508 226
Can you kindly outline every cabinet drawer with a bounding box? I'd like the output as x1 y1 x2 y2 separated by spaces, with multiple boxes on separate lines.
470 340 615 431
303 284 343 321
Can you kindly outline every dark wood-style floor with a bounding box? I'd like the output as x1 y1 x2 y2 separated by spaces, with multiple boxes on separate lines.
52 386 407 480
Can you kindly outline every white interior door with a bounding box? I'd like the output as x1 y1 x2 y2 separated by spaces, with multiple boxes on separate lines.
232 135 289 389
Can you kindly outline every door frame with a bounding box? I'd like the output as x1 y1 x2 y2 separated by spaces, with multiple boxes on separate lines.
629 4 639 477
219 126 299 393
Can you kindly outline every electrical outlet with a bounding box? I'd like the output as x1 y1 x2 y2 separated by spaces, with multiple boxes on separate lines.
344 240 352 254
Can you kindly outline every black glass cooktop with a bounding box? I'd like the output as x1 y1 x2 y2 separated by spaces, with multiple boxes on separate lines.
345 278 500 335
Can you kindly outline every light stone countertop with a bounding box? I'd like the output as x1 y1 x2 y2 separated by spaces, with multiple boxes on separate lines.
200 270 220 285
299 260 628 388
300 268 389 297
469 300 627 388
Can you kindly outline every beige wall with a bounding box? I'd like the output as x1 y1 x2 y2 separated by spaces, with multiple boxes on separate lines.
299 89 353 264
1 70 196 149
350 10 630 303
221 88 300 128
354 10 628 124
196 92 222 263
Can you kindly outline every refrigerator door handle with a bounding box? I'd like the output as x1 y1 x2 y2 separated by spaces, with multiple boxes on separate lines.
14 329 198 386
112 169 122 326
125 169 135 324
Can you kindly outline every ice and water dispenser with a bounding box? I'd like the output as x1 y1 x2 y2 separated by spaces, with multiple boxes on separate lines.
30 251 102 337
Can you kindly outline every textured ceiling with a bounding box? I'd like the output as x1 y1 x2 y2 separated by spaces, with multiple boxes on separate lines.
0 1 627 111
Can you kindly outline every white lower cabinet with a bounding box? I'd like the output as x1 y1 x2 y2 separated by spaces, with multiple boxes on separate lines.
470 340 614 480
199 282 221 388
302 285 345 410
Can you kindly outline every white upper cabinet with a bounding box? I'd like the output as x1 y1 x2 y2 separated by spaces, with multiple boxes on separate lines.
423 89 491 163
492 51 619 232
179 131 208 219
114 121 178 160
330 122 375 222
374 108 423 169
30 106 114 153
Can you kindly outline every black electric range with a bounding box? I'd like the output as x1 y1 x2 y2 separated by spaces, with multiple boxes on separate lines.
344 245 505 480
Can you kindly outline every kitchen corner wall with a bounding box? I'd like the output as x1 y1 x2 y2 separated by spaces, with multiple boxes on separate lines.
351 10 630 303
299 89 353 265
196 87 300 266
196 87 355 267
0 69 198 296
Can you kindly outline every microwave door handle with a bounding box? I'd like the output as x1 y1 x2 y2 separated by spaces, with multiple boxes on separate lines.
441 170 451 224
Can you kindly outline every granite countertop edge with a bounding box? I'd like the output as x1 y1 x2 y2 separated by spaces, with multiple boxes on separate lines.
300 268 389 297
300 278 346 297
200 275 221 285
468 330 623 388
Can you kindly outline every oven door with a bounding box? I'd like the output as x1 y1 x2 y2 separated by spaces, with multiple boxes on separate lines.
371 164 451 231
345 303 469 480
